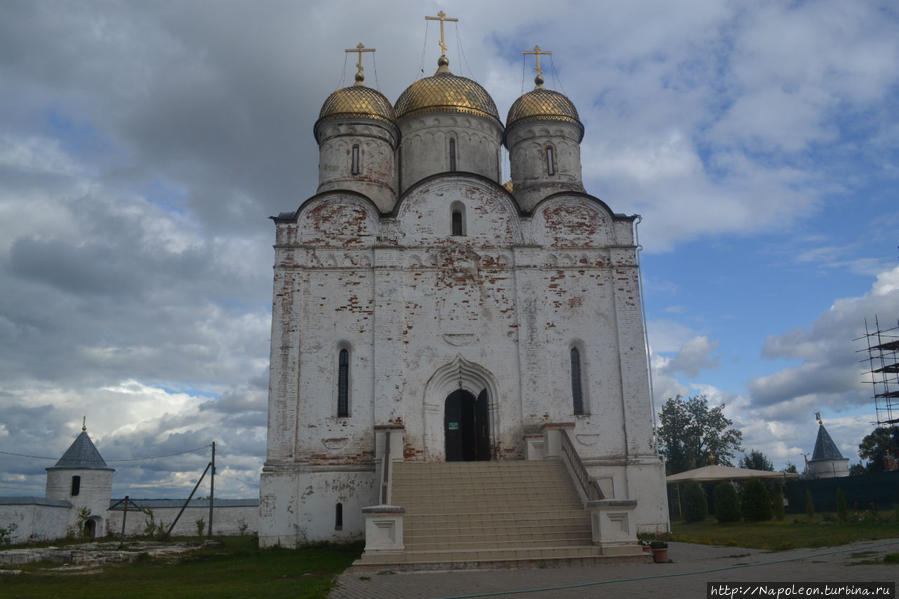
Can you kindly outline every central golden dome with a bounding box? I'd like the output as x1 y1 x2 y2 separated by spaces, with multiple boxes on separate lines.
395 59 499 121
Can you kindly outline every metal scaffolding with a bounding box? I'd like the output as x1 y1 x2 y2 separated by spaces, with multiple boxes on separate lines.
859 316 899 427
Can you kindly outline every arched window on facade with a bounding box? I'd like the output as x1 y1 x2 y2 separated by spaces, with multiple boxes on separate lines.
335 502 343 530
338 348 350 417
71 475 81 496
546 146 555 176
351 144 360 175
452 210 463 236
449 138 457 172
570 347 584 415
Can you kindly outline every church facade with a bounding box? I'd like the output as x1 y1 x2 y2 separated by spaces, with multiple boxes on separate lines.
258 38 668 548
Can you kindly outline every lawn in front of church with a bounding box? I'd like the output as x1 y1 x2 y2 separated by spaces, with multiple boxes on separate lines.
669 511 899 550
2 537 363 599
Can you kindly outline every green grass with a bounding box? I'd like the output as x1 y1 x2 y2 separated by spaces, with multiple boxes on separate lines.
1 537 363 599
669 514 899 550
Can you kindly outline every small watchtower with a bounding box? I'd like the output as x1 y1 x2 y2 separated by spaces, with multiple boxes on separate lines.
806 413 850 479
45 419 115 537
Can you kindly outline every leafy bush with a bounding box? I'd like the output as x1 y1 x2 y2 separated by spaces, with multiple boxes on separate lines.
713 482 741 523
771 485 785 521
741 479 772 522
196 517 206 537
0 522 17 545
682 481 708 523
805 490 815 519
836 488 848 522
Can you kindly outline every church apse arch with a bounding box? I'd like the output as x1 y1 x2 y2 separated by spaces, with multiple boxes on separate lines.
421 355 500 462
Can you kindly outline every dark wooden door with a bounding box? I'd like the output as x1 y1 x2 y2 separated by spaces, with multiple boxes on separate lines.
445 389 465 461
445 389 490 461
475 388 489 460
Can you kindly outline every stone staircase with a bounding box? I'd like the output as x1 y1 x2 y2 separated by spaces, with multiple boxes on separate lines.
356 460 647 568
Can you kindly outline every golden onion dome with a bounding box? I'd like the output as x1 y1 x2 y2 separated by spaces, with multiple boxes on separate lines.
394 57 500 121
506 75 583 140
317 84 396 125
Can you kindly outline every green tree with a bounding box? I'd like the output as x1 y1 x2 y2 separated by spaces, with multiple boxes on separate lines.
657 395 743 474
682 481 708 523
740 450 774 471
713 482 741 523
771 485 785 521
741 479 772 522
849 463 866 476
836 488 848 522
805 489 815 519
782 463 798 474
858 426 898 473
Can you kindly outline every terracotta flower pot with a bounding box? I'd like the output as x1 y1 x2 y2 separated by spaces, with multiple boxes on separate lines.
652 547 668 563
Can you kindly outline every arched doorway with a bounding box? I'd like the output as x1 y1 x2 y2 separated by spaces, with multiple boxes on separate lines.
84 517 98 539
445 389 490 461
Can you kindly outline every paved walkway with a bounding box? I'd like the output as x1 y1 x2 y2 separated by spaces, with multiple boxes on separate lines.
330 539 899 599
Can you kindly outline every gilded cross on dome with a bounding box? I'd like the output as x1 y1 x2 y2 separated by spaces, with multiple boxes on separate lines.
523 45 552 88
425 11 458 59
345 43 375 85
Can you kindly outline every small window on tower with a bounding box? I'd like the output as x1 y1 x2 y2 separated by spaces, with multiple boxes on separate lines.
452 210 463 236
71 475 81 496
571 347 584 416
338 348 350 417
449 138 456 172
546 147 555 176
335 502 343 530
351 145 360 175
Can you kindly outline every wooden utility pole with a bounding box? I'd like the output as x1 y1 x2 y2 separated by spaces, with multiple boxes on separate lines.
208 441 215 538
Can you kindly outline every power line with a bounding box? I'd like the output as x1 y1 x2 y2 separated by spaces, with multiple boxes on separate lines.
0 443 211 464
106 444 212 463
0 450 55 460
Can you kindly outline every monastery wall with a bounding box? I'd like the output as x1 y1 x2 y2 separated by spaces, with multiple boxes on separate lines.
0 502 70 544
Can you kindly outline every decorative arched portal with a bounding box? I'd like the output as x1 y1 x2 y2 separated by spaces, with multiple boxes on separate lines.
422 355 500 461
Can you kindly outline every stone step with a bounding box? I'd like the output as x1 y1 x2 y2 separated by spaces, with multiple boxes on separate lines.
356 545 648 568
405 536 596 551
404 522 589 536
403 507 587 519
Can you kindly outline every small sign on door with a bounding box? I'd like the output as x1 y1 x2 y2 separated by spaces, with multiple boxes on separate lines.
447 422 459 430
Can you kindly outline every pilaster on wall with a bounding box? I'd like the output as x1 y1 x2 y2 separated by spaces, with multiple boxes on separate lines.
266 262 302 463
372 248 406 426
609 252 653 459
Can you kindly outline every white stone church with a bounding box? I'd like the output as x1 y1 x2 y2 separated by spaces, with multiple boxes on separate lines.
259 23 668 565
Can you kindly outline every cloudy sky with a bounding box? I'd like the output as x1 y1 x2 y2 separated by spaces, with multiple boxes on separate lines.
1 0 897 498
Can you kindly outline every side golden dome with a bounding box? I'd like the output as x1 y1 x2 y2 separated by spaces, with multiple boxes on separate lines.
318 85 397 124
395 62 500 121
506 87 583 137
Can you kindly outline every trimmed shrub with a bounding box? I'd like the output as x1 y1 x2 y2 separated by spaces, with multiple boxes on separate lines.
805 489 815 519
772 485 785 521
741 479 772 522
713 482 741 523
682 481 708 523
836 488 848 522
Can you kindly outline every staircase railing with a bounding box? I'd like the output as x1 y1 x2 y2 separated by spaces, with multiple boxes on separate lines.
560 429 604 501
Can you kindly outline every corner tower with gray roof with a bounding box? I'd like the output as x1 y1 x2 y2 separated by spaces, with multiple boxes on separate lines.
806 414 850 478
45 423 115 537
